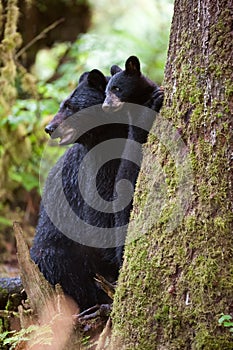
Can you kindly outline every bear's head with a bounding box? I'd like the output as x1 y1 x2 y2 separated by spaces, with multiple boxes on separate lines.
45 69 107 145
102 56 156 112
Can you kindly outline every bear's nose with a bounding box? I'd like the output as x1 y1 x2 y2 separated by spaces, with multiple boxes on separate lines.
45 123 56 135
102 102 111 112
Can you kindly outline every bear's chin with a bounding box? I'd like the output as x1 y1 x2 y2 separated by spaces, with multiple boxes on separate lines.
112 102 125 112
102 102 125 113
58 128 77 145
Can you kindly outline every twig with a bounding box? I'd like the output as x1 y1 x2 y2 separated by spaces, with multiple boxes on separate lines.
15 18 65 59
95 274 116 300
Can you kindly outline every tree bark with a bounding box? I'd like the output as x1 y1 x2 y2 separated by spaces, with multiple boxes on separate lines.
110 0 233 349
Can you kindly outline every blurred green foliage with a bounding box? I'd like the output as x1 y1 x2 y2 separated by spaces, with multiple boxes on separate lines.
0 0 173 239
33 0 174 83
87 0 174 82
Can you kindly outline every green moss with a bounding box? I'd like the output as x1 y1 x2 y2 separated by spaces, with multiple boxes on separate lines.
194 328 233 350
110 2 233 349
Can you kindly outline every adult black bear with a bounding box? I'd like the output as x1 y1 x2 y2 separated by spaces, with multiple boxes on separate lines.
102 56 164 263
31 69 127 311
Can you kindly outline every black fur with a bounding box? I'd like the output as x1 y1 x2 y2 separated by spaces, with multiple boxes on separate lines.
102 56 164 263
31 70 127 311
103 56 163 109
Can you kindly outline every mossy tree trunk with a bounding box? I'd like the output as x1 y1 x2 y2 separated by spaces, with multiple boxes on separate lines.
110 0 233 349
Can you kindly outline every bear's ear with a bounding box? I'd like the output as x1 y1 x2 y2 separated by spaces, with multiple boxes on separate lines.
88 69 107 92
110 65 122 76
78 71 89 83
125 56 141 75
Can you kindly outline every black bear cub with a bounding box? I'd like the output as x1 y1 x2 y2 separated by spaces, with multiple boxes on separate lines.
102 56 164 263
102 55 164 113
31 69 125 311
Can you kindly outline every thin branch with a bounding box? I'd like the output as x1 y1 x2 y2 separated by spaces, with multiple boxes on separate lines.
15 18 65 59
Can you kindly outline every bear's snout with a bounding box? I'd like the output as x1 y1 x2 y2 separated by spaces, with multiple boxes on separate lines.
45 123 57 136
102 101 111 112
102 93 124 113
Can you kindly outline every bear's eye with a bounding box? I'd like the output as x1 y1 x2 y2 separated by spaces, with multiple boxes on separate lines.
111 86 121 92
64 101 73 110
